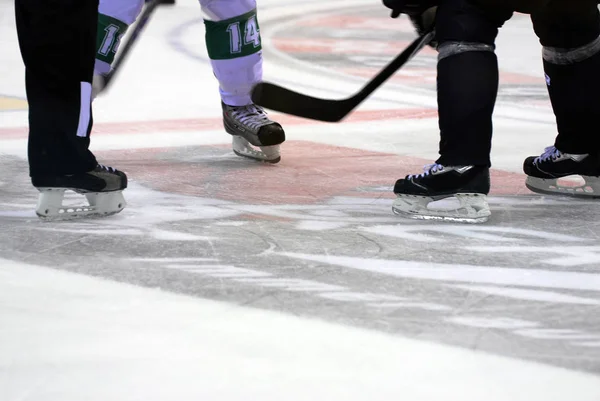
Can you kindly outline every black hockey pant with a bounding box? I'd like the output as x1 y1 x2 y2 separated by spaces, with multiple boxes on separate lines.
15 0 99 178
433 0 600 167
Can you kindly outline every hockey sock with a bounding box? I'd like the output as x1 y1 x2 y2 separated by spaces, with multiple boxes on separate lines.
203 7 263 106
95 14 129 72
544 49 600 154
204 9 262 61
436 50 499 167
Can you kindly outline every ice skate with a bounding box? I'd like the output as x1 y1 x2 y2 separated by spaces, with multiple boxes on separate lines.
222 102 285 163
33 164 128 220
524 146 600 198
392 164 491 223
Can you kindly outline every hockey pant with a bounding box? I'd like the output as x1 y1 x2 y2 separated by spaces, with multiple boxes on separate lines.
15 0 99 178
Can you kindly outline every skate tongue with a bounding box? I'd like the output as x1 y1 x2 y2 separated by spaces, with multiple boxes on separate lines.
97 164 116 173
535 146 561 163
409 163 444 180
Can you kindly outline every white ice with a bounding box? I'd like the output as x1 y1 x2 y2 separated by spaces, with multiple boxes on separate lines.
2 260 600 401
1 0 600 398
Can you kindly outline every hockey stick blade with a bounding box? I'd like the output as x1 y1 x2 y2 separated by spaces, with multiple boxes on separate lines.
96 0 162 95
251 29 435 122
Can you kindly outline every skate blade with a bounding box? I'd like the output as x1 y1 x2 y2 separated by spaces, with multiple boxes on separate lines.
36 188 126 221
232 137 281 164
525 176 600 199
392 193 491 224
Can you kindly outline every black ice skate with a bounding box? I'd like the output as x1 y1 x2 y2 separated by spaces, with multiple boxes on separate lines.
524 146 600 198
32 164 128 220
392 164 491 223
222 102 285 163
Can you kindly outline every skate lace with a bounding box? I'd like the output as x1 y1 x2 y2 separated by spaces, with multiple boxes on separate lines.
97 164 116 173
534 146 562 164
229 104 272 130
408 163 444 179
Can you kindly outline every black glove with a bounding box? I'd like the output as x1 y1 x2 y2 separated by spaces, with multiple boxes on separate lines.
409 6 437 34
382 0 438 18
409 7 438 47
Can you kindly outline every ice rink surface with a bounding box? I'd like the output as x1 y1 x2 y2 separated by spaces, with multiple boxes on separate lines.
1 0 600 399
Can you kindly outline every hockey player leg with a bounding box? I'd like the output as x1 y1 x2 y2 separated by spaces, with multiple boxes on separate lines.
525 2 600 198
93 0 144 97
202 0 285 163
16 0 129 220
391 0 509 223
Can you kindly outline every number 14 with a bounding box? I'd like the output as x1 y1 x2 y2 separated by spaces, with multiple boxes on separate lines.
226 16 260 54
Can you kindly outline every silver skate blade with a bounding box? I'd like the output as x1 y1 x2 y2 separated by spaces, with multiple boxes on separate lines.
525 176 600 199
232 137 281 164
392 193 491 224
36 188 126 221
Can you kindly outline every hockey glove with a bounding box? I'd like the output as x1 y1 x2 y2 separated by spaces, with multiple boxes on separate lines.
382 0 439 17
409 6 437 41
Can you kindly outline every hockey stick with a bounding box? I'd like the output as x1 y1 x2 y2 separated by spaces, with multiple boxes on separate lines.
96 0 163 95
250 29 436 122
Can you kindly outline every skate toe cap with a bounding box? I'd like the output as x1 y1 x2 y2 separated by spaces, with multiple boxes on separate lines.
523 156 537 173
393 178 411 195
258 123 285 146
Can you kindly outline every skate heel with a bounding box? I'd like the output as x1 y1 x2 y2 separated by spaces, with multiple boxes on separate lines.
36 188 70 219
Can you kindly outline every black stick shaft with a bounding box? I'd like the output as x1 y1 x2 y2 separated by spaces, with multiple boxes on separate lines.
99 0 162 94
352 29 435 106
251 28 435 122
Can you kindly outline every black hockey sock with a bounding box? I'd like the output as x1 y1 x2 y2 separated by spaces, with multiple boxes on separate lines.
436 50 499 167
544 51 600 155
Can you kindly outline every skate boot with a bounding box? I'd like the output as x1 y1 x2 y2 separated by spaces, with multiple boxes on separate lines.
32 164 128 220
392 164 491 223
222 102 285 163
523 146 600 198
